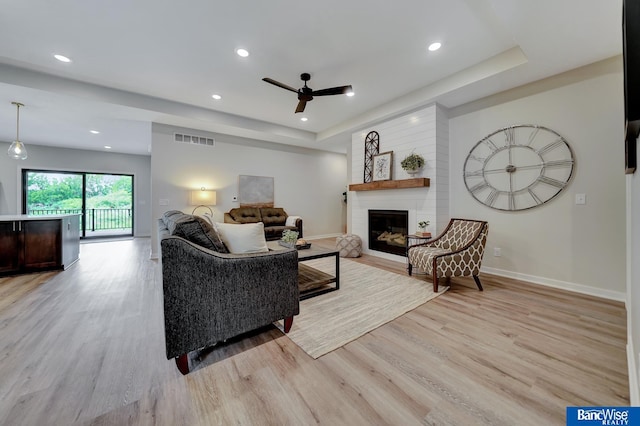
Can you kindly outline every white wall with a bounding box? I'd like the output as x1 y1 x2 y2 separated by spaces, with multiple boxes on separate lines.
0 143 152 237
449 59 626 300
628 167 640 404
150 123 347 257
348 104 449 261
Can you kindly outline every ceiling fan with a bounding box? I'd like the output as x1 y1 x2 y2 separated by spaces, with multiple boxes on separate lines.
262 73 353 113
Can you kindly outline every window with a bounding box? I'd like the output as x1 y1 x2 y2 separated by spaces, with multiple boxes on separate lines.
23 170 134 238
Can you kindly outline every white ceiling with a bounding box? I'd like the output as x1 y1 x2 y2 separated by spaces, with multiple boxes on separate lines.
0 0 623 155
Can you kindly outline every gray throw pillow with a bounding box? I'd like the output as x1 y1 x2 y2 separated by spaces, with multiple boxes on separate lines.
173 216 229 253
162 210 188 234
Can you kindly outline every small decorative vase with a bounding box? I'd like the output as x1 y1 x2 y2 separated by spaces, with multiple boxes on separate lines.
405 168 421 176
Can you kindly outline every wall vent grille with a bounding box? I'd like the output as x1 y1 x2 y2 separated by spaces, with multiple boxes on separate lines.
174 133 215 147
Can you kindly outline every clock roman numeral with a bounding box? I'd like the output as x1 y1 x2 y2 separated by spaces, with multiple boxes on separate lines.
464 169 484 177
484 139 500 152
526 127 540 146
485 189 499 206
537 139 564 155
468 154 486 163
537 175 566 188
503 128 515 146
469 181 490 194
544 159 573 168
528 188 542 205
508 193 515 210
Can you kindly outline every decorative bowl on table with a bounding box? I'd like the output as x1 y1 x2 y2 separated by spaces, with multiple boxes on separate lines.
278 238 311 249
295 239 311 250
278 240 296 249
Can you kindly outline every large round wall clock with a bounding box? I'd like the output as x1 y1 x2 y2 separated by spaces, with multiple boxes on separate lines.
463 124 574 211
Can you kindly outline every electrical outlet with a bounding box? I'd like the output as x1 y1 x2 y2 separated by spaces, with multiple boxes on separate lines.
575 193 586 205
159 199 169 206
493 247 501 257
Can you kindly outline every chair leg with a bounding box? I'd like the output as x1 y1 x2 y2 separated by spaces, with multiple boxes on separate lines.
175 354 189 375
473 275 484 291
432 259 439 292
284 316 293 333
407 263 413 276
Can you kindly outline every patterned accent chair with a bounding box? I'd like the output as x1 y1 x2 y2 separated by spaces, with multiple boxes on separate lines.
407 218 489 292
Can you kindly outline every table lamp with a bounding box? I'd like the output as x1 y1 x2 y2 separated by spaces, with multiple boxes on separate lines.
190 187 216 215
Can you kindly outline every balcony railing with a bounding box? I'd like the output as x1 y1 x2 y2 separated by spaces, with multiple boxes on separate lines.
28 208 132 232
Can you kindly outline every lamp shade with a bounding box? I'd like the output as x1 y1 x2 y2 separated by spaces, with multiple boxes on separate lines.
191 189 216 206
8 140 28 160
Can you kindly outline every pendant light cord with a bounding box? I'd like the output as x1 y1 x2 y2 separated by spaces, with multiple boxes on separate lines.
11 101 24 142
15 103 20 141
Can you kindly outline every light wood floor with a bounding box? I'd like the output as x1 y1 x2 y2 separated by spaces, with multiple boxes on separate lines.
0 237 628 425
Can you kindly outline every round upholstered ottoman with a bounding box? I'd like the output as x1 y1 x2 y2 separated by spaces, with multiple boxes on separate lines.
336 234 362 258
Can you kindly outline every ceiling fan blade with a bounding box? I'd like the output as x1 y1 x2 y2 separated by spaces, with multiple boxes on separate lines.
295 100 307 113
262 77 298 93
312 85 352 96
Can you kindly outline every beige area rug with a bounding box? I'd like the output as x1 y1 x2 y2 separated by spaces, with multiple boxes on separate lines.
276 257 448 359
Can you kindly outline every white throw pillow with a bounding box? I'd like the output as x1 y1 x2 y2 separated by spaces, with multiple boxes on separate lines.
214 222 269 254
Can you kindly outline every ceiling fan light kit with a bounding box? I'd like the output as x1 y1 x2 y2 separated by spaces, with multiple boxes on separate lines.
262 73 353 113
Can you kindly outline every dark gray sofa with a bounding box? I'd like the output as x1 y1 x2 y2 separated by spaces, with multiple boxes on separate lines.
158 210 299 374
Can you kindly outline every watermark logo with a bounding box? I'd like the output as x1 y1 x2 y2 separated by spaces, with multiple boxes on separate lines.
566 407 639 426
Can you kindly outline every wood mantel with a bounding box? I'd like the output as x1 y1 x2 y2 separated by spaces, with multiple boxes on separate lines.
348 178 430 191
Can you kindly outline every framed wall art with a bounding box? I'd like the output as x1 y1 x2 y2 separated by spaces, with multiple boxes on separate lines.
238 175 274 207
372 151 393 181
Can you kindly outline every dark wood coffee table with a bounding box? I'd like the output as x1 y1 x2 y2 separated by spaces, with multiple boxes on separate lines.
268 242 340 300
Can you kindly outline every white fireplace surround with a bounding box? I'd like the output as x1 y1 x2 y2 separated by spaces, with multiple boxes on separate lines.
348 103 449 262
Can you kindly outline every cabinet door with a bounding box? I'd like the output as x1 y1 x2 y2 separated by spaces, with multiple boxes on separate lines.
22 220 62 269
0 221 20 273
61 215 80 268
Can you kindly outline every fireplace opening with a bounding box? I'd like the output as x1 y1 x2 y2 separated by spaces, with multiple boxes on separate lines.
368 209 408 256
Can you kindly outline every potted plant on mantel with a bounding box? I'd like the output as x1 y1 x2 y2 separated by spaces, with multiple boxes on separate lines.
400 152 425 176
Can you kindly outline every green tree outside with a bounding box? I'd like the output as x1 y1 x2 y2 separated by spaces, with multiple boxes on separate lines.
26 172 133 232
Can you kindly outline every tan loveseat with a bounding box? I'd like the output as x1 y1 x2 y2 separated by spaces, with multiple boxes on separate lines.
224 207 303 241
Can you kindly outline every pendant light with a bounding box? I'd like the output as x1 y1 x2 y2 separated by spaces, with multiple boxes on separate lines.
8 101 28 160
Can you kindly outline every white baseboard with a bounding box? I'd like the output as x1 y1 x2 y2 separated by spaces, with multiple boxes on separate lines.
305 233 343 240
481 266 626 302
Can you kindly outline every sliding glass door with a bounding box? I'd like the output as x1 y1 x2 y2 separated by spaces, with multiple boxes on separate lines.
23 170 134 238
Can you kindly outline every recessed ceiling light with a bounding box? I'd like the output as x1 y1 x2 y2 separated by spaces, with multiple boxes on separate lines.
300 117 308 122
428 42 442 52
104 145 112 149
212 94 222 100
90 130 100 134
54 54 71 63
236 48 249 57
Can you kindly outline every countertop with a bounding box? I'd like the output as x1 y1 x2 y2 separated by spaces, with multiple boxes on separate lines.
0 214 81 221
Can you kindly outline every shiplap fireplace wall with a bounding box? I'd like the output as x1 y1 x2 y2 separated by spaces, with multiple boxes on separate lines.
348 103 450 261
